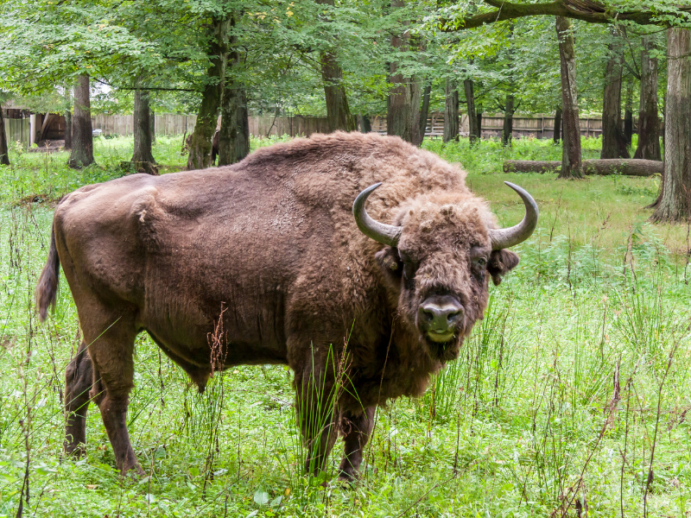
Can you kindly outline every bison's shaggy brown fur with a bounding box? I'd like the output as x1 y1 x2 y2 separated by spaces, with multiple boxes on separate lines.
37 132 527 479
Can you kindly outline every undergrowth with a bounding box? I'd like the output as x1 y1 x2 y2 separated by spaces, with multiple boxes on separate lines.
0 135 690 517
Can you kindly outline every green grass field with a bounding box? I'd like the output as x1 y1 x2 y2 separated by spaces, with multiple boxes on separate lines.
0 135 689 517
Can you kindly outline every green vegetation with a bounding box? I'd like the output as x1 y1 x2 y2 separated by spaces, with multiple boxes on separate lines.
1 136 689 517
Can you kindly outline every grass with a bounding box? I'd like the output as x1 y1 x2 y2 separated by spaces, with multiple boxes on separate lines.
0 134 690 517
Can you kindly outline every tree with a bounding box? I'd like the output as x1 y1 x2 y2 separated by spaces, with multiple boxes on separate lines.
556 16 582 178
634 36 661 160
651 28 691 222
63 87 72 151
68 74 94 169
464 78 480 143
501 93 515 146
387 0 422 145
131 87 156 173
419 83 432 143
187 16 229 171
443 79 459 142
553 105 562 143
218 15 249 167
317 0 356 132
0 103 9 165
601 29 629 158
623 77 634 147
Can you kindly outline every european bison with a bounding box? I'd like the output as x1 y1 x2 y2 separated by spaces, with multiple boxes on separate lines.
36 132 537 479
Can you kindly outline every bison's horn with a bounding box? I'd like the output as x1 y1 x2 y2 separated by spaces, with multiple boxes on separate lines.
353 183 402 247
488 182 539 250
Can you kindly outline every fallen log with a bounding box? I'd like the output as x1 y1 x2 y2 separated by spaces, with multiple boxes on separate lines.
503 161 560 173
503 159 663 177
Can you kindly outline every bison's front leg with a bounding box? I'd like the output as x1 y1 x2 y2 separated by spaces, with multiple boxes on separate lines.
64 341 94 455
294 368 340 476
338 406 375 481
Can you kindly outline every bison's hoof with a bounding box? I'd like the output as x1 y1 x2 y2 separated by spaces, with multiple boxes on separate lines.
63 442 86 458
337 469 358 485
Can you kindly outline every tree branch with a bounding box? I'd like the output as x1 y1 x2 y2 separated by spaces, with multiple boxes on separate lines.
439 0 691 31
94 79 199 92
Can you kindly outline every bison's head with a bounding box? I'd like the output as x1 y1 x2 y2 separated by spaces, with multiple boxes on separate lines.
353 182 537 361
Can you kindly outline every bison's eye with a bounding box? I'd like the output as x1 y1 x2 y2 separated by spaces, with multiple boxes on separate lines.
398 250 419 284
471 256 488 280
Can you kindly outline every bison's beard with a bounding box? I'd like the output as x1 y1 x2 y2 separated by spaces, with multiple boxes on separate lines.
421 324 470 362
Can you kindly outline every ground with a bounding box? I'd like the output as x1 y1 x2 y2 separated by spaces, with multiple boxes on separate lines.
0 134 689 517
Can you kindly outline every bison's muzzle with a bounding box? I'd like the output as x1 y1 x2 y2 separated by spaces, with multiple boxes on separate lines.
418 295 464 343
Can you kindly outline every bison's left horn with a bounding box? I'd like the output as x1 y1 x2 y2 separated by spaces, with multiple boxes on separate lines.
488 182 539 250
353 183 402 247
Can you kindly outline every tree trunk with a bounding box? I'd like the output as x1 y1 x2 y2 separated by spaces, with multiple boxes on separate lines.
651 28 691 222
321 53 356 132
387 0 421 145
358 115 371 132
556 16 583 179
63 80 72 150
502 93 515 146
601 30 629 158
634 37 661 160
150 108 156 144
0 105 9 166
553 106 562 143
64 112 72 151
410 78 423 146
387 76 421 144
463 79 479 144
624 77 634 148
476 107 483 140
316 0 355 132
218 82 250 166
187 16 229 171
68 74 95 169
504 158 663 176
443 79 459 143
132 88 156 173
218 16 250 167
418 83 432 144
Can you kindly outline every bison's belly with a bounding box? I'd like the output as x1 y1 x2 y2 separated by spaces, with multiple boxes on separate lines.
146 325 289 371
139 289 290 372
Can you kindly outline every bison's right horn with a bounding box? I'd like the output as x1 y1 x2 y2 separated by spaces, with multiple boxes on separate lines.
353 183 402 247
488 182 539 250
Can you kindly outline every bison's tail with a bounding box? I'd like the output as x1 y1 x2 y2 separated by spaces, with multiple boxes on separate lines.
36 226 60 322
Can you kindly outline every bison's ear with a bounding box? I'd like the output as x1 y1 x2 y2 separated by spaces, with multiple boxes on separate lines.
375 247 402 280
487 250 519 286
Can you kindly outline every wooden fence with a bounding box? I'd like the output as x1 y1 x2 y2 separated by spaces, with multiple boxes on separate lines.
3 111 623 149
371 114 606 139
92 112 610 140
249 114 331 137
3 118 31 148
479 115 605 138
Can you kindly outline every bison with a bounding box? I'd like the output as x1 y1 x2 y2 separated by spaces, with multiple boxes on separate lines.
36 132 537 479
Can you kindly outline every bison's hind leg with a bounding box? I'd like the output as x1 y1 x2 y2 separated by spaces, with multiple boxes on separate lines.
64 341 94 456
80 311 143 476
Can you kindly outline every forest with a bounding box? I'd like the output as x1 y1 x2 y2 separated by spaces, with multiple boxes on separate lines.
1 0 691 516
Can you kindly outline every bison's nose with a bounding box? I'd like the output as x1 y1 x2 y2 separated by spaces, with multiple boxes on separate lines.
418 297 464 338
